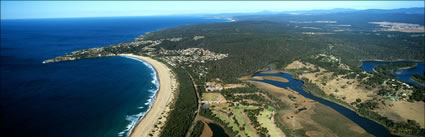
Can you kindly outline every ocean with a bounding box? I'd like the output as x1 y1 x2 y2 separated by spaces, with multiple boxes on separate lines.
0 16 227 137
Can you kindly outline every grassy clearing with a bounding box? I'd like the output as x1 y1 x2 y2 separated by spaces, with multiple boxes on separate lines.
286 68 311 75
233 109 246 126
258 106 285 137
274 112 307 137
234 106 258 110
233 108 258 137
310 104 373 137
303 82 355 110
202 92 227 102
211 108 246 137
211 105 261 137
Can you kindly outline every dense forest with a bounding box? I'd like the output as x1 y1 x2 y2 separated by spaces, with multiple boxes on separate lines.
159 68 197 137
235 12 425 26
140 19 424 82
189 121 204 137
47 12 424 82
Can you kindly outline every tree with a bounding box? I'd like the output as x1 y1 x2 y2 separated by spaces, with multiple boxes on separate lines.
356 98 362 103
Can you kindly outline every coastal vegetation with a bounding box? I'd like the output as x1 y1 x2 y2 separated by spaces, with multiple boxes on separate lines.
160 68 197 137
190 121 205 137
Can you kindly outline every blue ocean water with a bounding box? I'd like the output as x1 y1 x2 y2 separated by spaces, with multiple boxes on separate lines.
1 16 227 137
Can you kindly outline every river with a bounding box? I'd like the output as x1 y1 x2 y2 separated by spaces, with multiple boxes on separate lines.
253 72 394 137
360 61 425 88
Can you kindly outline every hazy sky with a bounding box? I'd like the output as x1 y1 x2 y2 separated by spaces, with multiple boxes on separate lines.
1 1 424 19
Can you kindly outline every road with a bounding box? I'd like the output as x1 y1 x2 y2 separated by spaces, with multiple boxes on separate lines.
184 69 202 137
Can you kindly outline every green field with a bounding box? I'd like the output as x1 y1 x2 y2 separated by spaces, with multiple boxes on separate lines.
211 106 260 137
211 108 246 137
258 106 285 137
233 108 258 137
234 106 258 110
310 104 373 137
203 92 227 102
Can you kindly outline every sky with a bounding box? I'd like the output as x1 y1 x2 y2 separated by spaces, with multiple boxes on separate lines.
1 1 424 19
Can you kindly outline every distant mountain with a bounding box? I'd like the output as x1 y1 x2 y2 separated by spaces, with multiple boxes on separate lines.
282 7 424 15
283 8 358 15
234 8 424 26
206 8 358 18
359 7 425 14
207 7 424 20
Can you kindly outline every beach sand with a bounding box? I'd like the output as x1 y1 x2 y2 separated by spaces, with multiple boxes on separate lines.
120 54 177 137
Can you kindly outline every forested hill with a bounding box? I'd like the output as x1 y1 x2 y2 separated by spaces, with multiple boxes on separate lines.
141 18 424 76
235 12 424 26
233 8 425 25
45 12 424 81
141 21 329 80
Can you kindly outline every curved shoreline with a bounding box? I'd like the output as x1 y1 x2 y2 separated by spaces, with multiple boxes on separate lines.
120 54 177 137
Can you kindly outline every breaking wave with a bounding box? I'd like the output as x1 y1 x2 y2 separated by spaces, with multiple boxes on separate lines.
118 55 160 137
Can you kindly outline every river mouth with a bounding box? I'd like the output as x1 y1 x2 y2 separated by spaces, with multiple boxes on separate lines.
252 72 394 137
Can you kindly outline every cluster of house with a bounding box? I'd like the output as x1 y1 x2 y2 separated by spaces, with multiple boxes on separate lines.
383 79 413 101
158 48 228 67
205 81 224 92
133 35 228 68
311 54 351 70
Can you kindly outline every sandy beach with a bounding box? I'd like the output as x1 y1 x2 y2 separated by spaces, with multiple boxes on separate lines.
120 54 177 137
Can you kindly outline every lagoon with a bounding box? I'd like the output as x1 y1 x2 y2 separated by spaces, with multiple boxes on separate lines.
360 61 425 88
208 123 230 137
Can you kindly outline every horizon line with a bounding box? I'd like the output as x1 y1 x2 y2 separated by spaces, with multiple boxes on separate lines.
1 6 424 20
